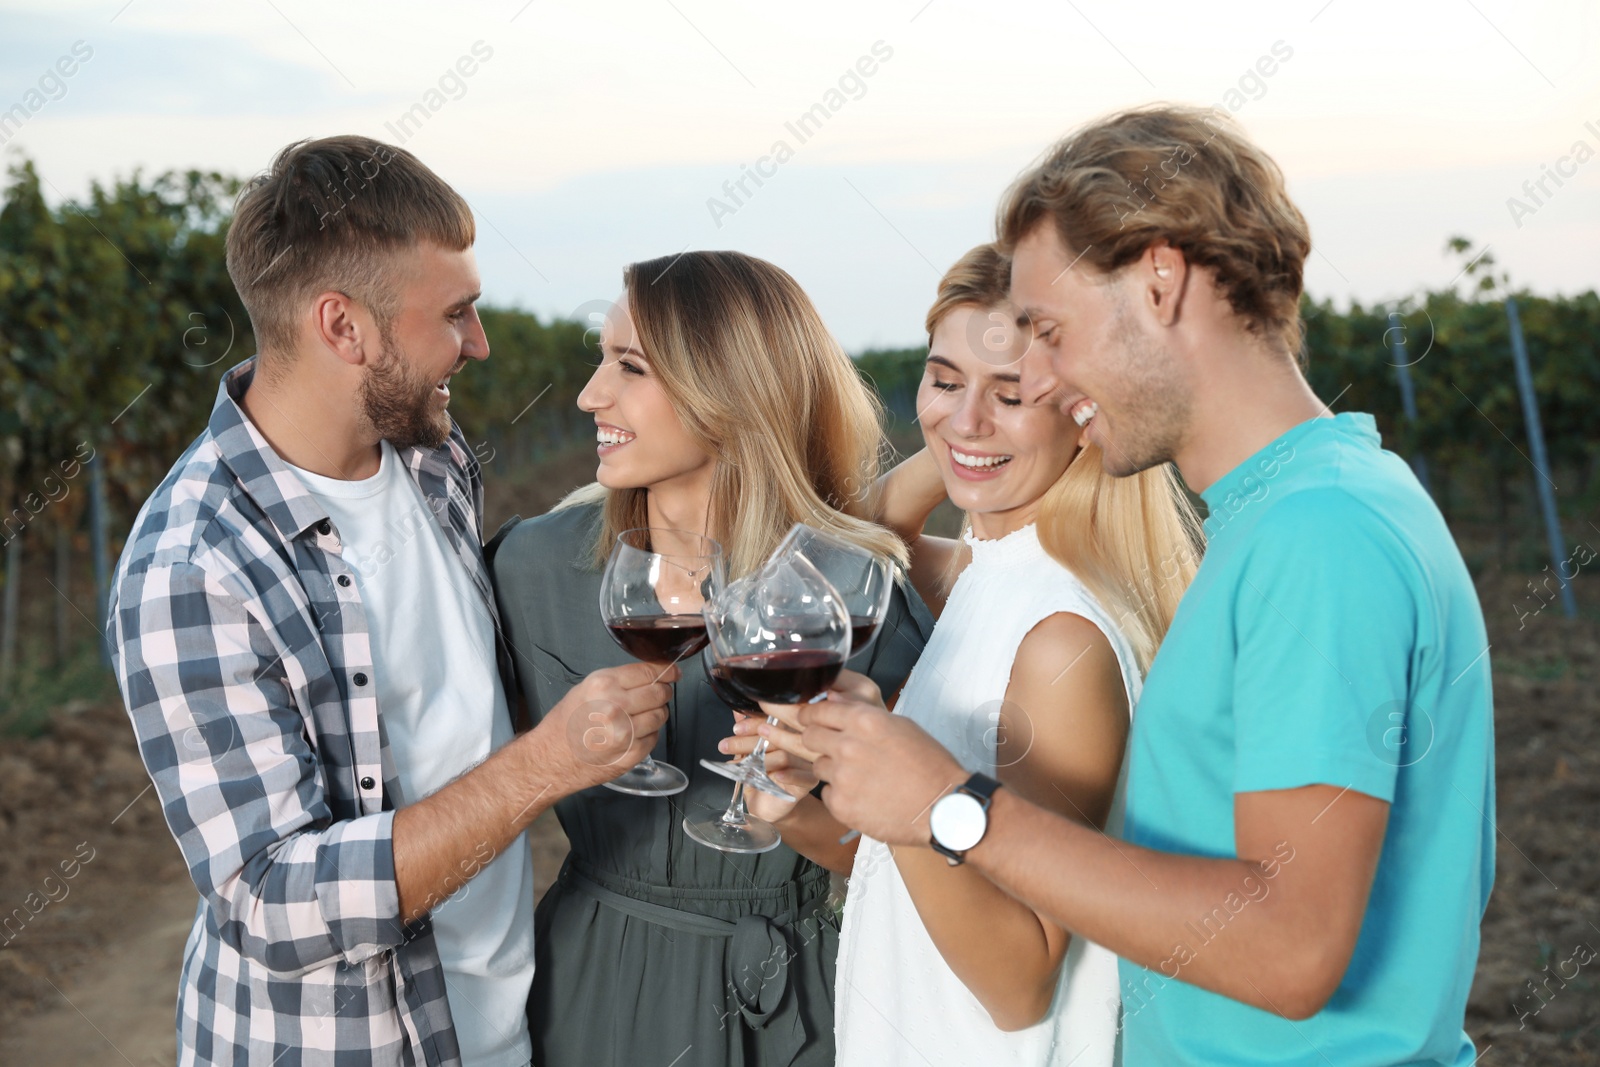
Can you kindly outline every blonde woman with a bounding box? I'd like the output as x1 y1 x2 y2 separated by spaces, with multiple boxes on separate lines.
488 251 932 1067
730 244 1202 1065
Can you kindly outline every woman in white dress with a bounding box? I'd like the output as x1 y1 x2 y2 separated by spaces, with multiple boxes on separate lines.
724 244 1203 1065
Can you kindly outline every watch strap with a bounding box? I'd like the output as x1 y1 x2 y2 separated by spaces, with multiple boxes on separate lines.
961 772 1002 806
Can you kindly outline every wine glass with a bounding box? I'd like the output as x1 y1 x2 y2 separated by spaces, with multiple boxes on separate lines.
599 527 723 796
701 644 763 720
774 523 896 658
686 645 784 854
698 639 799 803
700 525 894 797
685 554 851 853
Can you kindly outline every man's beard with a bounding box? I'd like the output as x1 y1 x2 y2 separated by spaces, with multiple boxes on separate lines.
1097 296 1190 479
360 323 452 451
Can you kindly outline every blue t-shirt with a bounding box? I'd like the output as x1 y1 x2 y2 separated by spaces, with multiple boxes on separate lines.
1118 413 1494 1066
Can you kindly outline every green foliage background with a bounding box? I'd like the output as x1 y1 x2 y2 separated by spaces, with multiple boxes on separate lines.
0 157 1595 726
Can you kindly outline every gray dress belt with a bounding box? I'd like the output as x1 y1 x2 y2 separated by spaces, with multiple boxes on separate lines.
561 858 833 1032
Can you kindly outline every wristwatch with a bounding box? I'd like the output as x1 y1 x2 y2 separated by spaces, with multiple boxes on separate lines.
928 772 1002 866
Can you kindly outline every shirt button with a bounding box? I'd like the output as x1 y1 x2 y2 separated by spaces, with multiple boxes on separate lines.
353 672 369 687
337 575 352 587
360 776 376 790
318 520 332 536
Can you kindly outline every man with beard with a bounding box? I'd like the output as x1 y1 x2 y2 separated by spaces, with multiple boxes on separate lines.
107 136 675 1067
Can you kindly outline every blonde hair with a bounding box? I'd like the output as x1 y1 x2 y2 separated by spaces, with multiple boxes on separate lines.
1035 446 1202 672
925 242 1010 337
558 251 907 579
931 244 1203 670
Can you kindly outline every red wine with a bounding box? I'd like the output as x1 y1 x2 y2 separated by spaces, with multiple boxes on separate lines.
849 615 880 655
704 660 760 714
723 650 845 705
606 615 709 663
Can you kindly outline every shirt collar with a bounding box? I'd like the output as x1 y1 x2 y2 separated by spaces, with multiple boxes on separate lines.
208 357 457 543
1198 412 1379 541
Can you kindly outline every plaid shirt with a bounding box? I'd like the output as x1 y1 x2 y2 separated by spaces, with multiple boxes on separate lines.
108 358 513 1067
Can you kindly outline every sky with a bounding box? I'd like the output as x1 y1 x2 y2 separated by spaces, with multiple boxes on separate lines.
2 0 1597 350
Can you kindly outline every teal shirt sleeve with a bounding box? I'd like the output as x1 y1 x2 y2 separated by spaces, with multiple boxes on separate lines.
1230 489 1420 803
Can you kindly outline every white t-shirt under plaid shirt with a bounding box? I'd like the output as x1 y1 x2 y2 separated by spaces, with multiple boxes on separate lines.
108 358 524 1066
288 440 534 1067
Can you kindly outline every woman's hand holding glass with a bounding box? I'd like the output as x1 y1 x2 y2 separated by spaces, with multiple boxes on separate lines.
688 550 850 853
699 524 894 797
720 714 819 823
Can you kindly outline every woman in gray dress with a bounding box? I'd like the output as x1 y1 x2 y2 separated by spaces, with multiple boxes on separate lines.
489 251 931 1067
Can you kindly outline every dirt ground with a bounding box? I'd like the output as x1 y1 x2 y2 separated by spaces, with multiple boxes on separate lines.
2 464 1595 1065
1457 572 1600 1064
0 717 575 1066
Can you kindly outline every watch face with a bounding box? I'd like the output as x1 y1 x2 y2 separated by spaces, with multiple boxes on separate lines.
930 792 986 853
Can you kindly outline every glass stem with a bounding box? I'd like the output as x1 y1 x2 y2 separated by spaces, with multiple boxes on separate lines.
634 679 677 773
663 679 676 763
722 780 750 827
743 717 778 772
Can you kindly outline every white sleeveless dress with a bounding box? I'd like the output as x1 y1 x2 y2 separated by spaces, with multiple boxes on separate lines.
834 523 1141 1067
